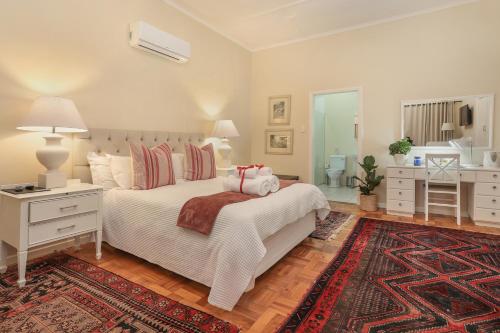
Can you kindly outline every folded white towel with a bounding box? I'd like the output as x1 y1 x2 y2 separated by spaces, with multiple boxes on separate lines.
259 175 280 193
223 175 271 196
257 167 273 177
233 167 259 179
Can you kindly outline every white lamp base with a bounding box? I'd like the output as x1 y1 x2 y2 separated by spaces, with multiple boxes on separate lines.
39 170 67 189
36 134 69 189
218 138 232 168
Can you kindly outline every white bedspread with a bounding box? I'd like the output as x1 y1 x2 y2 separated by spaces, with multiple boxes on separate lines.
102 177 330 310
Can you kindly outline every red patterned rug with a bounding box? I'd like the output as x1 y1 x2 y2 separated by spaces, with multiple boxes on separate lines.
279 218 500 332
0 254 239 332
310 211 353 240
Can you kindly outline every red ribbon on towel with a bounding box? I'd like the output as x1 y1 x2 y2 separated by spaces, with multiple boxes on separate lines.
237 165 254 193
236 164 265 193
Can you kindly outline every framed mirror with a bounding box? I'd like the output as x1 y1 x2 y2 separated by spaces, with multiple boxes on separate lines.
401 94 494 149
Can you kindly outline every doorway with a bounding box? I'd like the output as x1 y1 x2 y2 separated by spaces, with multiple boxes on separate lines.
311 89 361 203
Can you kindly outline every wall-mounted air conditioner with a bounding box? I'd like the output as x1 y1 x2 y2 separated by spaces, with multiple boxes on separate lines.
129 21 191 63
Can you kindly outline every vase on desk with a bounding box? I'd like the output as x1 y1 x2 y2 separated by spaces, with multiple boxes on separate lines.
393 154 407 166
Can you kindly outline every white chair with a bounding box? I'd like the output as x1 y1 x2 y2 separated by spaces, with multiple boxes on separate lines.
424 154 461 225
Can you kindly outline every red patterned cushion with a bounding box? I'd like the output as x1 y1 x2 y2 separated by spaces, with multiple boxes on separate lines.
184 143 216 180
129 143 175 190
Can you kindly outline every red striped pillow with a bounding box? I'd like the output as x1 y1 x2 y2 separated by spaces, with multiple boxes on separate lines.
129 143 176 190
184 143 216 180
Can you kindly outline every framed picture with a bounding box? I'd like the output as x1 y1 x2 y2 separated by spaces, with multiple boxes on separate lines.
268 95 291 125
265 129 294 155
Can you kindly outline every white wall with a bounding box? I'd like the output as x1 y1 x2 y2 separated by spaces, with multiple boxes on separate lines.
0 0 252 185
312 96 326 185
251 0 500 205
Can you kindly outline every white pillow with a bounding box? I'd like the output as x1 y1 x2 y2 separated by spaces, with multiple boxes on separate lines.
87 152 118 190
171 153 185 179
107 154 132 189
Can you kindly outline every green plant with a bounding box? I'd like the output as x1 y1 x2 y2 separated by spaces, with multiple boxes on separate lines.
354 155 384 196
389 138 412 156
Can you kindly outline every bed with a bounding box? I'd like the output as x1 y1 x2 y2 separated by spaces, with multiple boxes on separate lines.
73 129 330 310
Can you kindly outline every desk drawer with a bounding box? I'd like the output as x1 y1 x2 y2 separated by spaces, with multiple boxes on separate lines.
29 193 99 223
387 189 414 201
415 169 474 182
387 168 414 179
474 208 500 223
387 200 414 213
475 195 500 209
476 171 500 183
28 213 97 246
387 178 414 190
459 171 476 183
415 169 426 180
475 183 500 196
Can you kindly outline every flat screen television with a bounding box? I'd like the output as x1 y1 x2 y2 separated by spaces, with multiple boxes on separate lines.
459 104 472 126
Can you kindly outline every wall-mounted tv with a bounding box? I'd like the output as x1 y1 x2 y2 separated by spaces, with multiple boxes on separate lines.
459 104 472 126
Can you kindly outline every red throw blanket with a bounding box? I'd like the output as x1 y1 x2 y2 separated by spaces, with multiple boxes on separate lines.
177 179 299 235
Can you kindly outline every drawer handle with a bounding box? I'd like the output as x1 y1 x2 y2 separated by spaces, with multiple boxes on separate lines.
493 186 497 190
60 205 78 212
491 212 496 216
494 174 498 178
493 199 497 203
398 170 402 174
57 224 76 232
399 191 402 195
398 203 402 207
398 180 402 184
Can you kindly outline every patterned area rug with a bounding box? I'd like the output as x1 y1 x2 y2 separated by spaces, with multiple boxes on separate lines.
0 254 239 333
279 218 500 332
310 211 353 240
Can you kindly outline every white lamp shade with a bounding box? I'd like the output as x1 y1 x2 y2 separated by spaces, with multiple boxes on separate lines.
441 122 454 131
211 119 240 138
17 96 87 133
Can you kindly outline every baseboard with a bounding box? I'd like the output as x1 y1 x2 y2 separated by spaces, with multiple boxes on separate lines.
5 234 92 266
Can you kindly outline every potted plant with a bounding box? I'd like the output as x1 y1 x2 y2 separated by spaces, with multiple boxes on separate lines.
389 138 412 166
354 155 384 211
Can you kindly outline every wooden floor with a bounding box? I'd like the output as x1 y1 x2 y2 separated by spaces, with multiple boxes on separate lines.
69 204 499 332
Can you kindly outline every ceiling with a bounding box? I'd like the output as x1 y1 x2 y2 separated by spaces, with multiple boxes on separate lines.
162 0 477 51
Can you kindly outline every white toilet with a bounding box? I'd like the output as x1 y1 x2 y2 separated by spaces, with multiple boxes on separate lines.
326 155 346 188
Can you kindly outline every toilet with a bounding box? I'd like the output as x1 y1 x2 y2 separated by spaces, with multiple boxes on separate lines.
326 155 346 188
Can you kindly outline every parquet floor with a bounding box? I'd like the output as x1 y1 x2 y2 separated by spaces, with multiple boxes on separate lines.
69 204 500 332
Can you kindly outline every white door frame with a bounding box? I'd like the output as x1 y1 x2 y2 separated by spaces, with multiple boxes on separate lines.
308 87 364 198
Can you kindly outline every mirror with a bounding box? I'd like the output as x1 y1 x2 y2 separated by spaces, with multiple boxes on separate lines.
401 94 494 148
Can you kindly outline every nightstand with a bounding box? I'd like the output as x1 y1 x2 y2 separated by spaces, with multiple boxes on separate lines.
0 183 103 287
217 166 236 177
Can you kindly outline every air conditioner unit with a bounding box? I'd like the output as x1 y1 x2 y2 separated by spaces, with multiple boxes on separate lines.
129 21 191 63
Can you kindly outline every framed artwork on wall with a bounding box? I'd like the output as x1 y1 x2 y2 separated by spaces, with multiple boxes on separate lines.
268 95 291 125
265 129 294 155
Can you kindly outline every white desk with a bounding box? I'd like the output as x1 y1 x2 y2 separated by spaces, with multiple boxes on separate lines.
386 165 500 227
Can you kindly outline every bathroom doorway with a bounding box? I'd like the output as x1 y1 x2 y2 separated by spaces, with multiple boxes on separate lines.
310 88 361 203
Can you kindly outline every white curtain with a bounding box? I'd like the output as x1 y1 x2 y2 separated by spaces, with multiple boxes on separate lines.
404 101 455 146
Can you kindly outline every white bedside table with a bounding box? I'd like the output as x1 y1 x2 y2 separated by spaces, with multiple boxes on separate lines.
216 166 236 177
0 183 103 287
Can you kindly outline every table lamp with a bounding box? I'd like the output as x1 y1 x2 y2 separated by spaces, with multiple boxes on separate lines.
211 120 239 168
17 96 88 188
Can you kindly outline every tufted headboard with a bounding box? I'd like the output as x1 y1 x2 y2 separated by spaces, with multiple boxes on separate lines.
72 128 205 183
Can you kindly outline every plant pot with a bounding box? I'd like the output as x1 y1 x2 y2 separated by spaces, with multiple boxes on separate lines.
393 154 407 166
359 194 378 211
